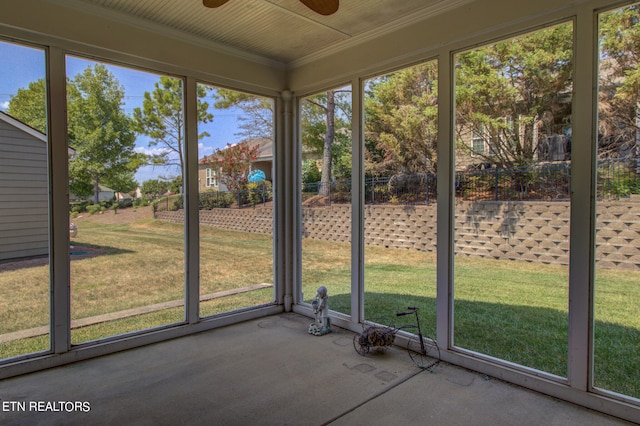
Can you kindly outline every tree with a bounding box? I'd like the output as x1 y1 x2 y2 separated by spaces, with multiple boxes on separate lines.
320 90 335 194
168 175 183 194
302 159 322 186
67 64 142 202
301 89 352 195
212 88 273 139
598 5 640 158
209 141 259 193
364 62 438 177
133 77 213 174
6 79 47 134
455 23 573 168
8 67 143 202
140 179 171 198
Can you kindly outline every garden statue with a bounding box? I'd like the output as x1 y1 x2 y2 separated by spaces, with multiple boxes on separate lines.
308 286 331 336
69 222 78 238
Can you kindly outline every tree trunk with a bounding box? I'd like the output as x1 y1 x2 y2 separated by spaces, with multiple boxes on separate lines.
319 90 335 197
94 176 100 205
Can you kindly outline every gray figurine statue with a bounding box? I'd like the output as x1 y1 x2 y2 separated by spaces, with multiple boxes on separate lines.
308 286 331 336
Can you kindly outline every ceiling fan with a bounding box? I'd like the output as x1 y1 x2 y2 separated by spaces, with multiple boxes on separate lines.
203 0 339 16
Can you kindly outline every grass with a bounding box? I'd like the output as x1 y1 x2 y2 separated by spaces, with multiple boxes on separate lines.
0 216 274 352
302 239 639 398
1 211 638 399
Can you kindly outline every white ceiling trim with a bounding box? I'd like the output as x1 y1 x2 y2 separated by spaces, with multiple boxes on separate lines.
50 0 288 69
289 0 475 68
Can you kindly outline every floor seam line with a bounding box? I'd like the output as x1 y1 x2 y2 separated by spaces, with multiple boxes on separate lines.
322 367 426 425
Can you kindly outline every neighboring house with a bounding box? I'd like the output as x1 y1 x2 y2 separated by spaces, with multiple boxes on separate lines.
69 185 116 203
93 185 115 202
116 191 134 201
0 111 49 261
198 138 273 192
456 120 571 170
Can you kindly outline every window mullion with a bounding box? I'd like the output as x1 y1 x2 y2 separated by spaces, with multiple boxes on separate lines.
48 47 71 354
567 9 597 391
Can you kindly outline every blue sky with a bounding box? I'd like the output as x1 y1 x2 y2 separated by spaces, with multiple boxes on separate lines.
0 39 251 184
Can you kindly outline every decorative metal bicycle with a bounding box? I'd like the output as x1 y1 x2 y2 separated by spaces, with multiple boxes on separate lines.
396 306 440 370
353 306 440 370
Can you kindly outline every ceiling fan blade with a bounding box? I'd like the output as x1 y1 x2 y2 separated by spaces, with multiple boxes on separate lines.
300 0 339 16
203 0 230 8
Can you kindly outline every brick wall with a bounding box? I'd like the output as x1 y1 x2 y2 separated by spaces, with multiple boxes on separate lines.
156 208 273 234
156 200 640 270
364 205 437 252
595 201 640 270
302 206 351 243
454 201 570 264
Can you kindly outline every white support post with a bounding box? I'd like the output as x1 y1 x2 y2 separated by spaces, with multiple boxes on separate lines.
568 9 597 392
184 76 200 324
278 90 296 310
436 50 454 350
351 78 364 323
48 46 71 354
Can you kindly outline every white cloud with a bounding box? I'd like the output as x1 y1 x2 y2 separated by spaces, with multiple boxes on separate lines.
0 101 9 111
198 142 214 156
134 146 169 156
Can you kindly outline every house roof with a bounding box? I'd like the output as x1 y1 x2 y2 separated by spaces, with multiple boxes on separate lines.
0 110 78 155
97 185 115 192
199 138 273 164
0 110 47 143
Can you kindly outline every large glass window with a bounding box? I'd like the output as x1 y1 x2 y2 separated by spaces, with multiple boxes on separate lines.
300 86 353 316
362 61 438 336
197 84 275 317
595 4 640 400
453 23 573 376
67 56 185 344
0 40 49 359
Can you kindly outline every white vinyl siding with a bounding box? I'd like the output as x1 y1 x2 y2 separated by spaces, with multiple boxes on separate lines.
0 116 48 261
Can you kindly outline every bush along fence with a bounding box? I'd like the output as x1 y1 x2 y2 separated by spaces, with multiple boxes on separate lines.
300 157 639 206
153 157 639 213
153 181 273 213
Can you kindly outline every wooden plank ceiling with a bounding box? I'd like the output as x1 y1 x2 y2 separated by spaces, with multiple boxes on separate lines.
58 0 473 65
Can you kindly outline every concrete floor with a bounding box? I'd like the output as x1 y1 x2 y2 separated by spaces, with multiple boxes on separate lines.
0 313 634 425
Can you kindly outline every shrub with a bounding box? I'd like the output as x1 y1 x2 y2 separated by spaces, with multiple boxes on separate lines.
369 185 390 203
332 179 351 203
172 197 183 211
302 159 321 185
151 195 182 212
200 191 234 209
118 199 134 209
247 181 273 206
70 201 90 214
86 204 104 215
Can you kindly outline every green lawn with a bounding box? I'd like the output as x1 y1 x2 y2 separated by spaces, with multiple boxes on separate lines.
304 240 639 399
0 217 274 351
1 213 638 399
